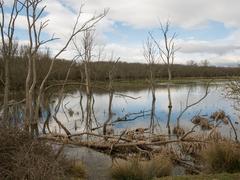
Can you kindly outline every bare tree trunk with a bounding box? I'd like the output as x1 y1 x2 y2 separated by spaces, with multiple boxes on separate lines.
3 56 9 126
143 37 157 133
167 84 172 109
79 91 84 123
149 68 156 101
29 55 37 136
24 55 31 131
84 62 91 96
166 104 172 135
23 2 107 137
149 94 156 133
108 91 113 115
103 57 119 136
24 0 34 134
42 104 51 134
149 67 156 133
108 72 114 115
85 94 92 139
79 68 85 122
84 58 92 138
0 0 24 126
167 67 172 108
149 21 177 135
103 86 113 136
167 67 172 135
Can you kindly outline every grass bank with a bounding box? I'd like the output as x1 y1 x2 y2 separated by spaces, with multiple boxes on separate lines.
158 173 240 180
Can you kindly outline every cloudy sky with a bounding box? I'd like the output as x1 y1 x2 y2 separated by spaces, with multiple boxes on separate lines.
4 0 240 66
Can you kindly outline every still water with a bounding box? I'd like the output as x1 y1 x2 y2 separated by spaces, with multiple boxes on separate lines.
44 81 240 137
45 81 240 179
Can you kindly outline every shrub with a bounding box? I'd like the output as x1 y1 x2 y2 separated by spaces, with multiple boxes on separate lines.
0 128 86 179
64 160 86 179
201 141 240 173
111 159 144 180
149 155 173 177
111 155 172 180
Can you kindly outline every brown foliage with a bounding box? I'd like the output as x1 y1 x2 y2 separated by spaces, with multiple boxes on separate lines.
173 126 185 137
200 141 240 173
0 128 86 179
211 111 229 124
192 116 213 130
111 155 172 180
1 57 240 91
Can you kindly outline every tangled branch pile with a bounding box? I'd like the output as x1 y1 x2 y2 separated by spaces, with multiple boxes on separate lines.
0 128 86 179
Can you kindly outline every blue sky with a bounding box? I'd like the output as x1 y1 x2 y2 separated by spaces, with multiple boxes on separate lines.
2 0 240 66
105 20 234 44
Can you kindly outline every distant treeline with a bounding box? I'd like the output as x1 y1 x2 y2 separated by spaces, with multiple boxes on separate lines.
1 56 240 90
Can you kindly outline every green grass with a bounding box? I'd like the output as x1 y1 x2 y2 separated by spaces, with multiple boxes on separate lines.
104 77 230 87
157 173 240 180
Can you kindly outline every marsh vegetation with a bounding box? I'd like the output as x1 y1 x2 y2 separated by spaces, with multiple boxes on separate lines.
1 1 240 180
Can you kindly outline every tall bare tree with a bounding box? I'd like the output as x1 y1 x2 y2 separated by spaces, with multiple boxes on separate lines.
149 21 177 134
0 0 25 126
103 54 119 136
22 0 107 135
82 30 94 135
24 0 56 133
149 21 177 106
143 36 157 133
73 30 96 136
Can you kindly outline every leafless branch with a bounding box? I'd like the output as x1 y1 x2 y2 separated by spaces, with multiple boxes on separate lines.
176 81 212 123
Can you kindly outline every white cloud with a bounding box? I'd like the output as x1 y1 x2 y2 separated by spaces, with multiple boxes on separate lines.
177 39 240 55
2 0 240 66
103 43 142 62
64 0 240 29
51 0 240 65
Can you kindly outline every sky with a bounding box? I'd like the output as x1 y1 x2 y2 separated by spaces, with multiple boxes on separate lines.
3 0 240 66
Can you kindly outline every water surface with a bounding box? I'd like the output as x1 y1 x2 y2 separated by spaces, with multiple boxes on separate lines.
45 81 240 137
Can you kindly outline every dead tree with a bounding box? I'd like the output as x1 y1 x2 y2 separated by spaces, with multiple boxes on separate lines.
73 30 96 137
0 0 25 126
79 65 85 123
226 79 240 111
24 0 56 134
23 0 108 136
103 54 120 136
173 82 211 137
51 58 77 136
143 36 157 133
176 82 211 126
149 21 177 134
83 31 94 135
143 37 157 101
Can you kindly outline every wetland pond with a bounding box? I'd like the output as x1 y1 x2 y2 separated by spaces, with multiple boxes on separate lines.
41 81 240 179
44 81 239 137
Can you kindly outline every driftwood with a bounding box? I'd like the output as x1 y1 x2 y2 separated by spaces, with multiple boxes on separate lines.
38 107 239 176
39 108 238 160
227 116 238 142
68 132 132 142
52 116 71 136
39 125 209 159
38 113 213 160
40 135 206 151
91 110 151 131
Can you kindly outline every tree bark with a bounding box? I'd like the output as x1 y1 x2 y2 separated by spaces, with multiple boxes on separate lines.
3 56 9 126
